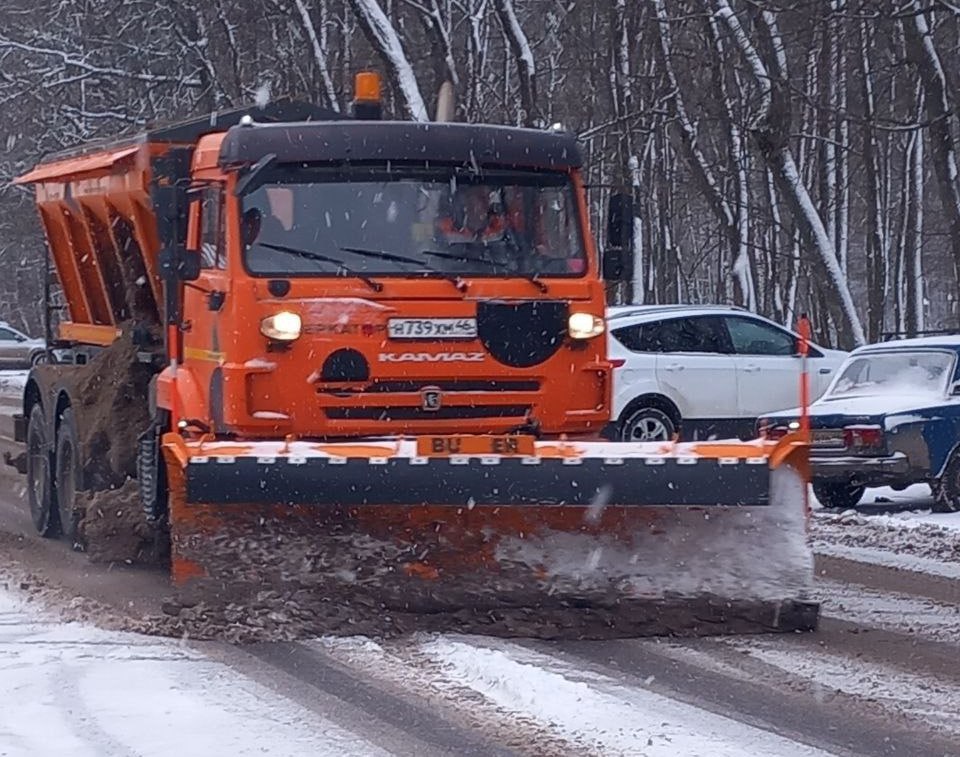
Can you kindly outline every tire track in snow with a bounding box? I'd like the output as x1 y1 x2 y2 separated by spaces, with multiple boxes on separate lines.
313 634 835 757
527 608 960 757
292 637 590 757
816 580 960 643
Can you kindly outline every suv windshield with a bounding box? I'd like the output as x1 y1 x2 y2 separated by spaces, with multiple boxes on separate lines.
240 167 586 278
828 350 954 398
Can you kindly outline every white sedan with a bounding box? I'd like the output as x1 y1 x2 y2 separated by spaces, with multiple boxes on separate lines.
607 305 847 441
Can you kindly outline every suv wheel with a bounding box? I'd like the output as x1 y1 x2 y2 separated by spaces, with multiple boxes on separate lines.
618 406 676 442
812 481 865 509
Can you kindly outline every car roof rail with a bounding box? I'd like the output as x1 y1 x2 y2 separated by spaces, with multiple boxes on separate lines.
880 329 958 342
606 303 748 319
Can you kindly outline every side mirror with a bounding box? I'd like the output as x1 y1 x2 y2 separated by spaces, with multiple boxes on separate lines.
159 245 201 282
604 192 633 282
179 249 202 281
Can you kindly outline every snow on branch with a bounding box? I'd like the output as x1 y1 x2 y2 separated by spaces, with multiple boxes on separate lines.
494 0 537 125
348 0 429 121
713 1 770 126
293 0 340 112
0 35 202 87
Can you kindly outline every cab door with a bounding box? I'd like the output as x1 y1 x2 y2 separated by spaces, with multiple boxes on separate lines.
182 185 230 428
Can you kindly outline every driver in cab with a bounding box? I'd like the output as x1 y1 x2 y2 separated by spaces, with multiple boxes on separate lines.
435 184 509 245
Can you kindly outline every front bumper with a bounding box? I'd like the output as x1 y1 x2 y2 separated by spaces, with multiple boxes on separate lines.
811 451 912 484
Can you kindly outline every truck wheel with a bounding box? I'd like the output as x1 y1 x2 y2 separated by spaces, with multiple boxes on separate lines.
812 481 865 509
932 453 960 513
618 406 676 442
54 407 81 540
26 404 57 537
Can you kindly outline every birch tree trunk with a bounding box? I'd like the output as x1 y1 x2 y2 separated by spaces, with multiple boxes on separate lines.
902 3 960 318
348 0 429 121
494 0 537 126
860 19 885 339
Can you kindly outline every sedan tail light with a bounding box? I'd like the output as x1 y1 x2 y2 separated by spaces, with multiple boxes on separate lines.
843 425 884 453
609 358 626 368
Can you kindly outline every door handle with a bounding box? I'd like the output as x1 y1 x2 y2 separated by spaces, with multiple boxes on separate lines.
819 367 832 375
664 363 684 372
743 364 760 373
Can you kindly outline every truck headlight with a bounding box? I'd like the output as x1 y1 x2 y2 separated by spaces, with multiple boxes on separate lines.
568 312 604 340
261 311 302 341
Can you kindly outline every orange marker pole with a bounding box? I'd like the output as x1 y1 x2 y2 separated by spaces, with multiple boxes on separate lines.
796 314 811 440
796 313 812 517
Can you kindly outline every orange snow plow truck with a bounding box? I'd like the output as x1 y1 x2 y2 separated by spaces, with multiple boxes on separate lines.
14 74 818 636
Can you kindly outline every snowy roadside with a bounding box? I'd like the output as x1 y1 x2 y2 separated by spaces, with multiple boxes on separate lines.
0 586 386 757
0 370 26 406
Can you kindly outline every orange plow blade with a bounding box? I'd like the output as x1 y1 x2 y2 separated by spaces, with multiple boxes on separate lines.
160 434 818 638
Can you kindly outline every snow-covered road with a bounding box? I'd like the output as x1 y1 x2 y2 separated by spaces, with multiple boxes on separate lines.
3 568 960 757
3 369 960 756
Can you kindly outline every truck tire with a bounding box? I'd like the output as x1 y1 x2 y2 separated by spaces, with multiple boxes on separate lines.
54 407 81 540
932 452 960 513
812 481 865 510
26 404 57 537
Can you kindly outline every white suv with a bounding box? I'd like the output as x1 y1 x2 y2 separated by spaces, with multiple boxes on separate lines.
607 305 847 441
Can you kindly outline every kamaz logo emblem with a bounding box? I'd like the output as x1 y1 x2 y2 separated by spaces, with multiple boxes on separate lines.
378 352 485 363
421 387 442 411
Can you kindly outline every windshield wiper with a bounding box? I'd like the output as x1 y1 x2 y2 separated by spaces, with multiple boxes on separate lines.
421 249 548 293
259 242 383 292
340 246 468 292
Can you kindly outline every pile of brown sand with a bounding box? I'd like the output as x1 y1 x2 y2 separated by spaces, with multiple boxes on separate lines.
75 478 161 565
65 325 157 491
26 324 162 565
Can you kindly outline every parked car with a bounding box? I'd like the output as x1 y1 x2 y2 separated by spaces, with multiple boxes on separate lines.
607 305 847 441
760 336 960 512
0 322 48 369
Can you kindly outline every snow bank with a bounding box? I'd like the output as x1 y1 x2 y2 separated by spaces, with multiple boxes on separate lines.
0 369 27 397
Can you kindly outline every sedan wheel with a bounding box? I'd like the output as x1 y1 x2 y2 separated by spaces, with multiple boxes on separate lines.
619 406 677 442
812 481 866 510
932 453 960 513
30 351 49 367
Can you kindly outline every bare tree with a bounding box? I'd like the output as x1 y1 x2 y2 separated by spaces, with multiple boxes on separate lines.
347 0 429 120
715 1 865 344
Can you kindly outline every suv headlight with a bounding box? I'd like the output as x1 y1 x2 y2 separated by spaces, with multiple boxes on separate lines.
261 311 302 341
568 312 604 340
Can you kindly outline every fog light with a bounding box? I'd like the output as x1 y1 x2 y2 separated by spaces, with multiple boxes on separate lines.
568 312 604 340
261 311 302 341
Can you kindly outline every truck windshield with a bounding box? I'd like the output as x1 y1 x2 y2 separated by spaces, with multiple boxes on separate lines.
240 167 586 278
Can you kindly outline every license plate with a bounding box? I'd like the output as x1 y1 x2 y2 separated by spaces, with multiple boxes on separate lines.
416 434 535 457
388 318 477 340
812 429 845 448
